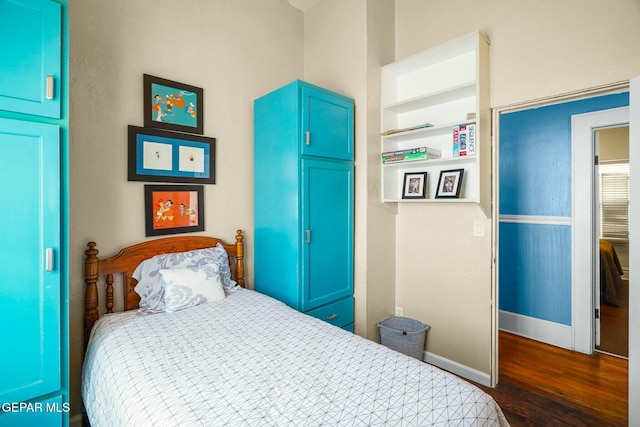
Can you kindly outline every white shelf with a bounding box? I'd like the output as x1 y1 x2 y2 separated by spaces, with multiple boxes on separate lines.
380 30 490 210
382 155 476 169
381 119 477 143
382 82 476 114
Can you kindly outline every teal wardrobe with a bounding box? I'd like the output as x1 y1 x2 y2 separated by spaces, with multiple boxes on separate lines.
254 80 355 331
0 0 69 425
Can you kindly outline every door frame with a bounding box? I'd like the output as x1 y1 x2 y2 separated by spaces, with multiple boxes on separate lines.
571 106 629 354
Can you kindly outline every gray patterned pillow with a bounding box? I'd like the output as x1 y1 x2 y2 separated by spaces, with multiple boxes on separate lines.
160 266 225 312
132 243 235 314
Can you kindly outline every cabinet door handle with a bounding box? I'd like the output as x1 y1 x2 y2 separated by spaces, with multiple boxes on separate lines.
326 314 338 320
46 75 55 100
305 131 311 146
305 229 311 243
45 248 54 272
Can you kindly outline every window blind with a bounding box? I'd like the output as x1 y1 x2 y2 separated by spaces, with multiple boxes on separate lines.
599 162 629 242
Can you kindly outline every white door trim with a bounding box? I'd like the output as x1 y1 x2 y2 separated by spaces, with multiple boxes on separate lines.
571 106 629 354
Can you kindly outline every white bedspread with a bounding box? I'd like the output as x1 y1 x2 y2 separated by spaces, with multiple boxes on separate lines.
83 288 509 426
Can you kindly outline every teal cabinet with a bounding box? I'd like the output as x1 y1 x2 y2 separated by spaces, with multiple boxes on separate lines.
0 1 67 425
0 0 62 118
0 119 63 425
254 80 354 330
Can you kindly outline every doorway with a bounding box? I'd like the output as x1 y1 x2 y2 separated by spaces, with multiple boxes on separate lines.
496 92 629 352
572 106 628 355
494 90 632 421
594 126 629 358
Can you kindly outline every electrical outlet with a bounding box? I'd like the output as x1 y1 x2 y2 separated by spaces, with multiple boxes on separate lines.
395 306 403 316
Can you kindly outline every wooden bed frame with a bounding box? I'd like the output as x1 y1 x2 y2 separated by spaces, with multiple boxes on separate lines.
84 230 245 348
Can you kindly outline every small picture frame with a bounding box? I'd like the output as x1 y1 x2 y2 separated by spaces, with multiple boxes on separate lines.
128 125 215 184
436 169 464 198
402 172 428 199
143 74 204 134
145 184 204 236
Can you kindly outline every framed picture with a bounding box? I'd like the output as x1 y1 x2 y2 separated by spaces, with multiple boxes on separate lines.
435 168 464 198
145 185 204 236
128 125 215 184
143 74 204 134
402 172 428 199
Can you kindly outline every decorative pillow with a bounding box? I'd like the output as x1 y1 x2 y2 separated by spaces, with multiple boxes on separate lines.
160 266 225 313
132 243 235 314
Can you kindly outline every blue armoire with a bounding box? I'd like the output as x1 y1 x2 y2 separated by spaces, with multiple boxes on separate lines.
254 80 355 331
0 0 68 426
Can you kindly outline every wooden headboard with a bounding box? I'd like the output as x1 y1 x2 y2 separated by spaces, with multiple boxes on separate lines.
84 229 245 348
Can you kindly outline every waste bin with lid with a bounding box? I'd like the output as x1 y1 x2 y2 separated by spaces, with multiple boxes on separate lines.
377 316 430 360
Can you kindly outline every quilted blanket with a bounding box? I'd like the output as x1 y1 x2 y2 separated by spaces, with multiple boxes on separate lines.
83 288 509 426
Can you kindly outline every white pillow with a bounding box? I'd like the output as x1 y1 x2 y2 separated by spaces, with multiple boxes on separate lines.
160 266 225 313
132 243 235 314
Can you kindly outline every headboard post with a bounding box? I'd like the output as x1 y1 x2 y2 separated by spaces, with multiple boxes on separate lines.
84 242 99 348
235 229 245 288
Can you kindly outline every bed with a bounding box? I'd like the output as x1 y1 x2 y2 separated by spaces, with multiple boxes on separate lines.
82 230 510 426
600 239 625 306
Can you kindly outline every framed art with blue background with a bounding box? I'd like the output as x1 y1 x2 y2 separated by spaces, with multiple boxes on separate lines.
143 74 204 134
128 125 215 184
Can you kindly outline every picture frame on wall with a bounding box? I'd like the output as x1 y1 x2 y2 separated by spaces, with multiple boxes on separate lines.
435 168 464 198
128 125 215 184
144 184 204 236
401 172 428 199
143 74 204 134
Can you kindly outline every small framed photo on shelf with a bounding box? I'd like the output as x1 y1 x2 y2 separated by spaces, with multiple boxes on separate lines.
143 74 204 134
401 172 428 199
128 125 215 184
144 184 204 236
435 169 464 198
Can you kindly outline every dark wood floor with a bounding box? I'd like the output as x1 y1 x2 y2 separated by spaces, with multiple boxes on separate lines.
598 279 629 357
475 331 628 426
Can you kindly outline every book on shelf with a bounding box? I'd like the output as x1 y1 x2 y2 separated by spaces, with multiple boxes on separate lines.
381 146 441 164
381 122 433 136
452 123 476 157
453 126 460 157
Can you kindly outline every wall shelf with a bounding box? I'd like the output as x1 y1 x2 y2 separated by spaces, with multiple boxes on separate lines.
380 30 490 212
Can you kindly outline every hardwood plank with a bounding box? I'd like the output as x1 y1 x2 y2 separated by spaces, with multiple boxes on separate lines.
497 331 628 426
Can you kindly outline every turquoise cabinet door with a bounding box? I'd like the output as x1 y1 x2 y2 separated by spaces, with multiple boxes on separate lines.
0 119 61 407
301 85 354 161
0 0 61 118
301 159 354 310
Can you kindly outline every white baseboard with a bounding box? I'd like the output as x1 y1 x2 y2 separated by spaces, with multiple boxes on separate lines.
499 310 573 350
422 351 492 387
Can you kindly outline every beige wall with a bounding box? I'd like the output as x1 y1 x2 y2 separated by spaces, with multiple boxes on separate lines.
394 0 640 377
396 0 640 108
303 0 396 339
69 0 304 417
599 126 630 162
